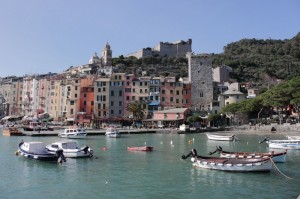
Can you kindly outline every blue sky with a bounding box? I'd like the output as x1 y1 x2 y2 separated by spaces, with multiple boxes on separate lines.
0 0 299 77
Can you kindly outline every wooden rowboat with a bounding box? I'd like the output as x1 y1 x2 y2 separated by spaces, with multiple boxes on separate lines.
209 146 287 163
182 149 272 172
127 146 154 151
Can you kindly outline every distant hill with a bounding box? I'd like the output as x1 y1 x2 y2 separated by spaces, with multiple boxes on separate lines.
113 32 300 89
213 32 300 87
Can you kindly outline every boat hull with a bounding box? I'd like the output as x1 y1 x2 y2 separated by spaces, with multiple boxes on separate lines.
47 149 92 158
268 140 300 150
127 146 154 151
220 152 287 163
192 157 272 172
206 134 234 141
46 141 93 158
105 127 121 138
58 133 87 139
18 142 61 162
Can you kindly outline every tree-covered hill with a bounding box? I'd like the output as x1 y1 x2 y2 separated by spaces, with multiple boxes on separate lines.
113 32 300 89
213 32 300 86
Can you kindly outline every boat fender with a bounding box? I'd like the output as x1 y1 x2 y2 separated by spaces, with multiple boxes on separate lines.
15 151 19 156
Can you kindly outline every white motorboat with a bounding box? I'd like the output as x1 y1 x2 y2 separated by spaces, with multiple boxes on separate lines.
209 146 287 163
268 140 300 150
17 140 66 163
105 127 121 138
46 141 93 158
287 135 300 140
182 149 272 172
206 133 236 141
58 127 87 139
260 137 300 150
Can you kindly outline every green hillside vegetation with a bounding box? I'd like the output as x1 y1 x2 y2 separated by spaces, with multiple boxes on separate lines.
113 32 300 91
213 32 300 87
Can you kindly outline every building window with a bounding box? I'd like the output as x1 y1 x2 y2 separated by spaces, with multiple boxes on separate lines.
119 110 122 114
170 90 173 94
162 97 165 102
111 110 114 114
111 91 114 96
200 92 203 97
70 109 74 114
111 101 114 106
98 88 101 92
162 90 165 94
119 101 122 106
84 94 87 98
176 90 179 95
170 97 173 102
91 101 94 105
84 101 86 105
119 90 122 96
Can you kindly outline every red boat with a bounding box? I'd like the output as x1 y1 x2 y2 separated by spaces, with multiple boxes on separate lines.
127 146 154 151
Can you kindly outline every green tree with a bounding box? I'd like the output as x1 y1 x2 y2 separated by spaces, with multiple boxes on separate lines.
126 101 146 122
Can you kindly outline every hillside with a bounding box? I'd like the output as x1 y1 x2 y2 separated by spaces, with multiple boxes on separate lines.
113 32 300 89
213 32 300 87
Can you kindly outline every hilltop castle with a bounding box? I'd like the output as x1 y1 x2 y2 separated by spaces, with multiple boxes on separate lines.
127 39 192 59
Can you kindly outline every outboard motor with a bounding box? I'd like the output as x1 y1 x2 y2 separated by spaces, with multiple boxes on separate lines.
181 148 198 159
82 146 89 154
56 149 66 164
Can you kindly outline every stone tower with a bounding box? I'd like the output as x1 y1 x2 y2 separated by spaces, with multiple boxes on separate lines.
101 42 112 66
187 52 213 111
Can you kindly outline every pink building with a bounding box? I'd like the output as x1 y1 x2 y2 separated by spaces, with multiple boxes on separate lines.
144 108 191 128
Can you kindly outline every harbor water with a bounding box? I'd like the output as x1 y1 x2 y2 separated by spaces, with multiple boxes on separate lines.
0 131 300 199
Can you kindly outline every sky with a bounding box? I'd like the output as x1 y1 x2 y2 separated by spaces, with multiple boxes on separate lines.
0 0 299 77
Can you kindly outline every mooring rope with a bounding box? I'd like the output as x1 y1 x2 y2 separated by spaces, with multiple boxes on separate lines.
270 158 293 180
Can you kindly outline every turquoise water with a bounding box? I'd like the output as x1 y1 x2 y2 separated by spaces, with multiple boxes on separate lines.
0 132 300 199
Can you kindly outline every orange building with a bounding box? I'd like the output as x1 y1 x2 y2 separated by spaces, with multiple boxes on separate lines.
76 76 95 126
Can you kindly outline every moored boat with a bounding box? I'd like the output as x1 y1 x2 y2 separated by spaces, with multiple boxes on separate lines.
182 149 272 172
105 127 121 138
287 135 300 140
260 137 300 150
46 141 93 158
2 126 24 136
206 133 236 141
17 140 66 163
127 146 154 151
209 146 287 163
58 127 87 139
